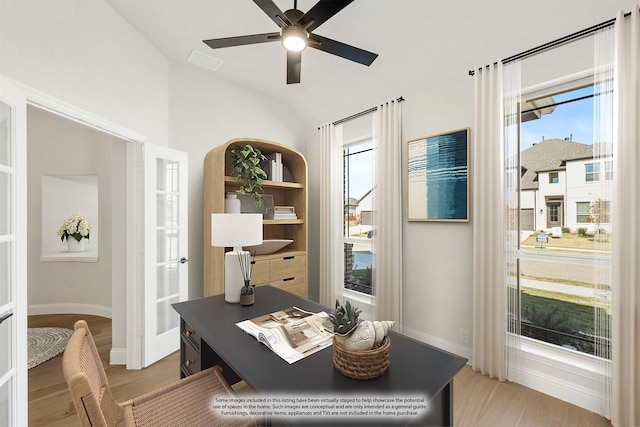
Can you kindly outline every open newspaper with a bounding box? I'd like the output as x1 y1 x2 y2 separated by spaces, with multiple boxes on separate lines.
236 306 334 364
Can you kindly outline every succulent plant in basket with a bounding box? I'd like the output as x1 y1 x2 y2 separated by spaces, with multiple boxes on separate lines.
330 300 395 380
329 299 394 351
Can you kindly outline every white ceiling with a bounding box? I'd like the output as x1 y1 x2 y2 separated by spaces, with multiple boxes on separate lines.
106 0 638 125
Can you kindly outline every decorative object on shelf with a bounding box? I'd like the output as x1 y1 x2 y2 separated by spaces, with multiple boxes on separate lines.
56 212 92 252
243 239 293 255
224 192 241 213
329 300 394 380
407 128 469 222
231 144 268 207
211 213 263 303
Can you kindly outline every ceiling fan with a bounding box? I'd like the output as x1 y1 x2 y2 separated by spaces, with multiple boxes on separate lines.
203 0 378 84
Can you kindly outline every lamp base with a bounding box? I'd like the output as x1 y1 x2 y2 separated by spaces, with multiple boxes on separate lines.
224 250 247 303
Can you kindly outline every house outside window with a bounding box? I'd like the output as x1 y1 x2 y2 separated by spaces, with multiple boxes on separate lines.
343 138 374 296
585 162 600 181
518 81 612 360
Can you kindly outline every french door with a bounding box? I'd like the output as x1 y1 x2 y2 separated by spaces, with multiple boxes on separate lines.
0 78 27 426
143 143 188 366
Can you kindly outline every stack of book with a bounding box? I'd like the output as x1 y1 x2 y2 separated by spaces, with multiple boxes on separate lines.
264 206 297 220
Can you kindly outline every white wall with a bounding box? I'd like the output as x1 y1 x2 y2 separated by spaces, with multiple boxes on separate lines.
0 0 170 146
168 63 308 299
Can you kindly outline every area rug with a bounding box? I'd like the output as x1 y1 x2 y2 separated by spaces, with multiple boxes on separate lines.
28 327 74 369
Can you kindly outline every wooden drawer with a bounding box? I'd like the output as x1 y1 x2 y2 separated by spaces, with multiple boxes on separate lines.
250 259 270 285
271 255 306 281
273 276 307 298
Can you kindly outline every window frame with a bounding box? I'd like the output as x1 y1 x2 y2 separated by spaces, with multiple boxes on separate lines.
341 135 376 315
585 162 600 182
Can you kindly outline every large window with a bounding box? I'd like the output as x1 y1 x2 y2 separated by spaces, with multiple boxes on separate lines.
343 138 374 296
518 82 612 358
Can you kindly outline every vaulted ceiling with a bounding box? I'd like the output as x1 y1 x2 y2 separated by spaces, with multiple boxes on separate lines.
107 0 638 125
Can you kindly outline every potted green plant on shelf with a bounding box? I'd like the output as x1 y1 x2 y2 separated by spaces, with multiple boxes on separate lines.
329 300 394 380
231 144 268 207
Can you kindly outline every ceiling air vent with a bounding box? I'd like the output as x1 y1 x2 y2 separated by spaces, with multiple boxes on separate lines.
187 49 223 72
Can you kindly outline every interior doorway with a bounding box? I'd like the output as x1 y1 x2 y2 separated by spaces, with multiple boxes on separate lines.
26 105 129 362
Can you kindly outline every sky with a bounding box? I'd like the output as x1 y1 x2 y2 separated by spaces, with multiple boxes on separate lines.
521 86 597 150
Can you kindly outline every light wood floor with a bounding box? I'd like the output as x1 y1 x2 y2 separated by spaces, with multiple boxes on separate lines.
28 314 611 426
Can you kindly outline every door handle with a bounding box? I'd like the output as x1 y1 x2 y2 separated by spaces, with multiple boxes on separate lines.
179 257 188 264
0 312 13 325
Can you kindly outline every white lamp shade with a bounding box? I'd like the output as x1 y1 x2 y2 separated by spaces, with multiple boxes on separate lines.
211 213 263 247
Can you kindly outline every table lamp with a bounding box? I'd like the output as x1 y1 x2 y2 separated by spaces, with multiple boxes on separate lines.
211 213 263 303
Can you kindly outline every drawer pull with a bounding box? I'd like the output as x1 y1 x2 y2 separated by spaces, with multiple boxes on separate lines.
185 359 192 367
185 330 193 337
283 277 295 281
283 256 295 260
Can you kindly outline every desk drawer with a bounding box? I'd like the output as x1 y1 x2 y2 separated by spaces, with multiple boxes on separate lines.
182 339 201 375
182 321 200 351
271 255 305 280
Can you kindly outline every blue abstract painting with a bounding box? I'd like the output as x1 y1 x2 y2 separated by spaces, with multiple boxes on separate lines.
407 128 469 221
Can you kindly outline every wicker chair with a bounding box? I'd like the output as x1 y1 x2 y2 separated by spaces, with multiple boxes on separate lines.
62 320 256 427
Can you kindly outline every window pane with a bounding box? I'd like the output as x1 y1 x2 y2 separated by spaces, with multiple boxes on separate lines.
604 161 613 180
343 139 374 296
0 172 11 235
585 163 599 182
576 202 589 223
520 83 612 358
519 257 611 358
0 102 10 167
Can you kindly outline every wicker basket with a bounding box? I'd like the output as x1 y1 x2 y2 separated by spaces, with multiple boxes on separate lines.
332 335 390 380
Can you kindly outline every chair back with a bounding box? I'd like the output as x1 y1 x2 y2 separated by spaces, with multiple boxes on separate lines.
62 320 122 427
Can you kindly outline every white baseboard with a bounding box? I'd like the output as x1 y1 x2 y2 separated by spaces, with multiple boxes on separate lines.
401 326 472 361
110 348 127 365
28 303 112 318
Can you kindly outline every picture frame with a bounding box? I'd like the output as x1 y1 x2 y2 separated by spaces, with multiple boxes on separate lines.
406 128 469 222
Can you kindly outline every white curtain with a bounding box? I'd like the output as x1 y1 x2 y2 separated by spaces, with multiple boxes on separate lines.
472 63 507 380
472 62 521 380
612 5 640 426
372 99 403 327
319 123 345 307
593 26 614 420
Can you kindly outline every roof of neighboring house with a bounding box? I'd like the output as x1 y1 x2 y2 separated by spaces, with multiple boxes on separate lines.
521 138 593 190
346 197 359 207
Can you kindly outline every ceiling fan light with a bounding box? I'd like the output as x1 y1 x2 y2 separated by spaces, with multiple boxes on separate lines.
282 26 307 52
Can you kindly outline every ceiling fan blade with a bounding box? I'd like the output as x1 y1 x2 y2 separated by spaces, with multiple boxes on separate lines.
287 51 302 84
308 34 378 66
297 0 354 32
253 0 291 28
203 32 281 49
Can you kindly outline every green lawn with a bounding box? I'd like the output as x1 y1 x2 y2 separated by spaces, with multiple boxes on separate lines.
509 287 611 357
522 232 612 252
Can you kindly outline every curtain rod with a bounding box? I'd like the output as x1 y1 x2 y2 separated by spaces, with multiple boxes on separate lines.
468 11 631 76
318 96 405 129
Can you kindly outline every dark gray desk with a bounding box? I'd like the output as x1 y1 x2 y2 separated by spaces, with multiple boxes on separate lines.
173 285 467 426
